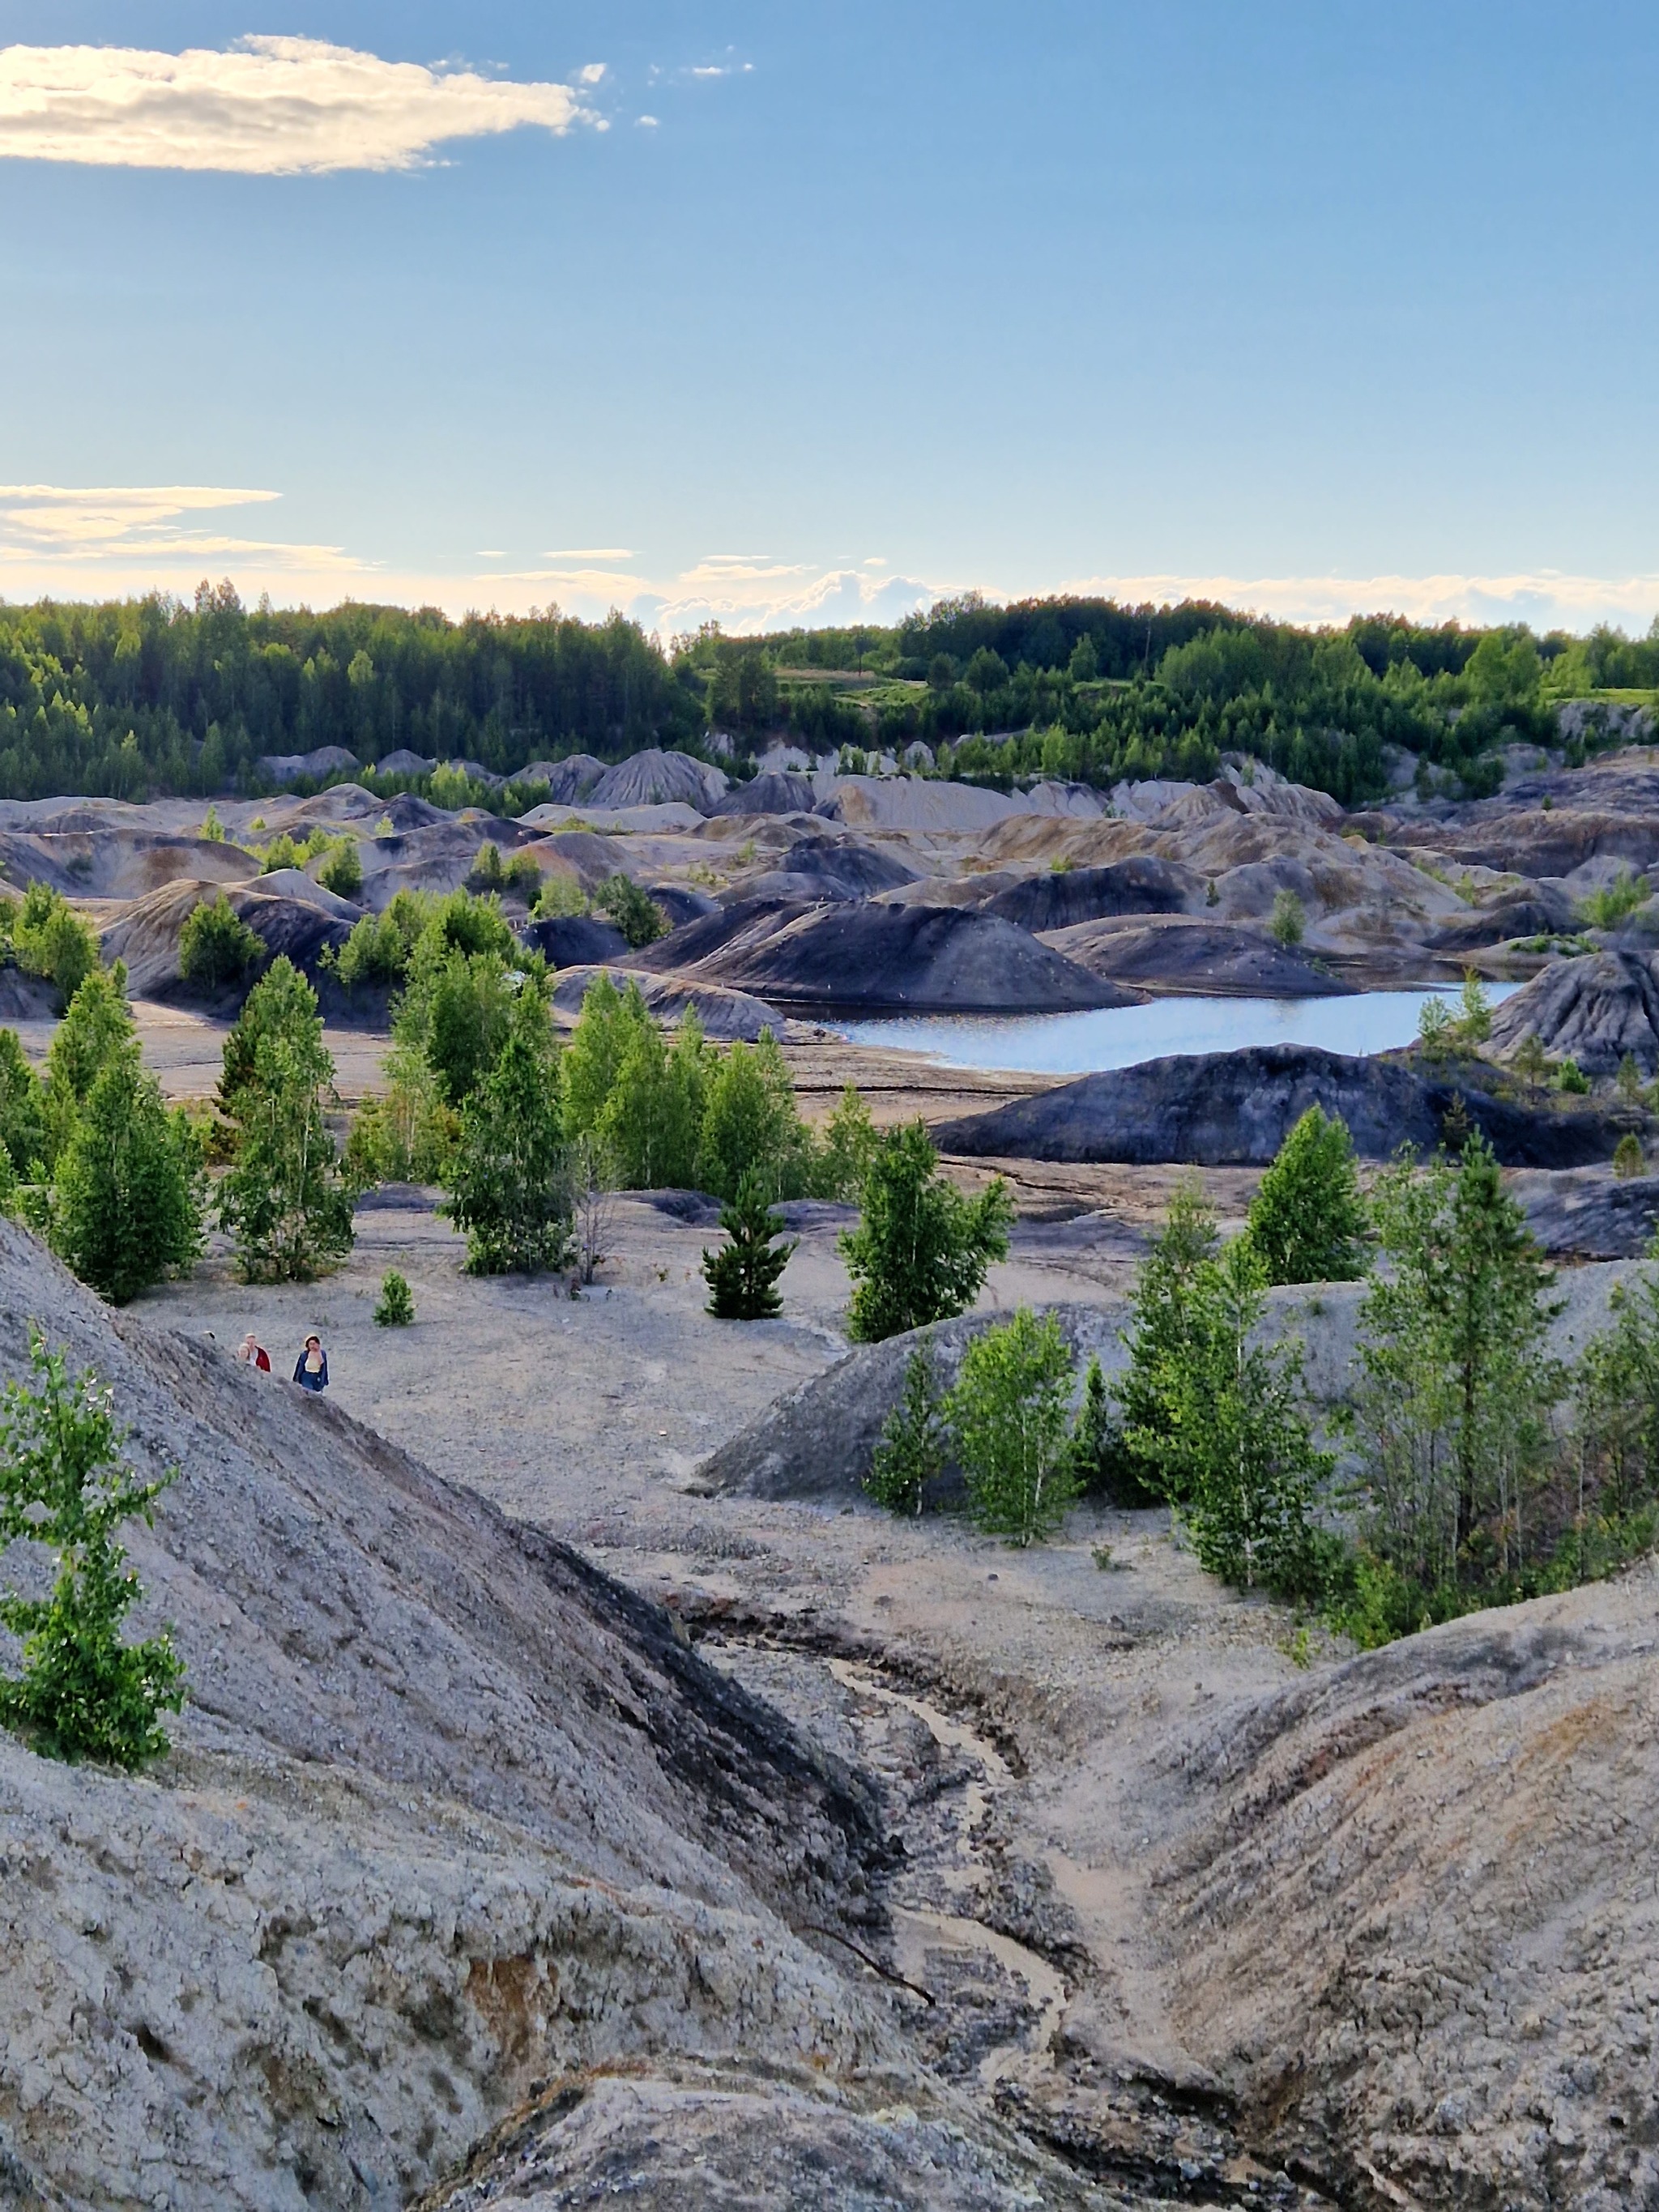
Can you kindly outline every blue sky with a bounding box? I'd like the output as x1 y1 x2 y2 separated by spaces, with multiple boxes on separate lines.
0 2 1655 635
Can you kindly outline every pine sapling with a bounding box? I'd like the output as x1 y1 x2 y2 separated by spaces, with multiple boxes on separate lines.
865 1347 945 1515
702 1171 797 1319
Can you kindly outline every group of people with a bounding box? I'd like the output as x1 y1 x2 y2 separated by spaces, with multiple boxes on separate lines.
238 1331 329 1392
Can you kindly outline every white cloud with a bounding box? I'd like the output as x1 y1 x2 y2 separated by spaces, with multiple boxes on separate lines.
0 35 603 175
541 547 634 561
1064 570 1659 635
636 114 659 128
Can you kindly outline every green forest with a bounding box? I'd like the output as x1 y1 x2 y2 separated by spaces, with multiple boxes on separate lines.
0 578 1653 807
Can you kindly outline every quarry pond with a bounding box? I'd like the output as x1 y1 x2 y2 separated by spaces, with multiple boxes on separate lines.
833 982 1522 1076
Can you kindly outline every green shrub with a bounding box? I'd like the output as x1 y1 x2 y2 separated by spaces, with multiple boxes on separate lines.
812 1082 879 1202
865 1347 945 1515
1245 1106 1368 1284
52 1049 203 1303
1555 1055 1591 1094
0 1330 185 1768
345 1045 457 1186
598 1007 708 1190
441 995 571 1274
693 1030 812 1203
325 889 429 990
13 883 98 1005
595 872 668 948
373 1269 415 1325
42 967 136 1168
316 839 364 900
702 1170 796 1319
946 1309 1078 1546
1614 1132 1646 1180
839 1123 1012 1343
178 893 265 987
1269 889 1305 948
533 872 588 919
1577 869 1648 931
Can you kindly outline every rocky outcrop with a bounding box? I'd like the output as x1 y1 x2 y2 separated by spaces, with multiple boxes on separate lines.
0 1222 904 2211
646 900 1134 1014
936 1044 1617 1166
1488 949 1659 1074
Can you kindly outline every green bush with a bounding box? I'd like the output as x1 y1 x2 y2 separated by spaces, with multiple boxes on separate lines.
441 995 571 1274
1555 1055 1591 1094
840 1122 1013 1342
178 893 265 987
946 1309 1079 1546
51 1049 203 1302
0 1330 185 1768
345 1044 458 1186
1614 1132 1645 1180
42 966 137 1169
595 872 668 948
599 1007 708 1190
1244 1106 1368 1284
216 959 356 1282
373 1269 415 1325
324 889 430 990
12 883 99 1006
693 1030 813 1204
812 1082 879 1202
1269 889 1305 948
1577 869 1648 931
702 1170 796 1319
317 839 364 900
864 1347 945 1515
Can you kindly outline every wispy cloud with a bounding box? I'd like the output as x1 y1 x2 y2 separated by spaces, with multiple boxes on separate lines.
0 35 604 175
1064 570 1659 634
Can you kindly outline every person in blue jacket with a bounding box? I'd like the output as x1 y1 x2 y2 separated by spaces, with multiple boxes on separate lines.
293 1334 329 1392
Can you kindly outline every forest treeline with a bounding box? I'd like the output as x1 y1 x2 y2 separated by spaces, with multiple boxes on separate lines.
0 578 1653 806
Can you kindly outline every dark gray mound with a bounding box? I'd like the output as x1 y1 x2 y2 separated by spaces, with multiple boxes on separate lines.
1045 915 1352 998
983 857 1201 931
649 884 722 929
100 876 358 1002
641 897 808 969
521 914 629 966
372 746 435 778
256 744 358 786
587 748 727 814
526 753 608 804
0 967 59 1019
936 1044 1616 1167
1489 950 1659 1075
359 816 540 905
1428 891 1578 953
711 770 817 816
738 833 919 906
648 901 1132 1013
1509 1167 1659 1258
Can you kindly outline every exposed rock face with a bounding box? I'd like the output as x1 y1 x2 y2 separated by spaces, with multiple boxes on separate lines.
99 875 359 1000
0 1223 905 2211
644 901 1133 1014
981 858 1201 931
936 1044 1617 1166
1509 1165 1659 1257
1043 914 1353 997
256 744 359 786
1488 949 1659 1073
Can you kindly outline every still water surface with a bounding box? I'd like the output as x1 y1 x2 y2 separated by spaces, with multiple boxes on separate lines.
831 985 1521 1077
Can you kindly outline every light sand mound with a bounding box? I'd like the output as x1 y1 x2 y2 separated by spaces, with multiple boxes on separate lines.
642 900 1134 1013
0 1220 905 2212
1043 914 1353 997
1489 948 1659 1073
0 828 258 901
551 962 781 1041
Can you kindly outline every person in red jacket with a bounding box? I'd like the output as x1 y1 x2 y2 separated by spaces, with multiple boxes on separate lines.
237 1331 271 1372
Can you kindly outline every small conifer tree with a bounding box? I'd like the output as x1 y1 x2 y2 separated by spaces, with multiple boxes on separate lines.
702 1170 796 1319
864 1347 945 1515
1614 1132 1644 1181
0 1331 185 1768
373 1268 415 1324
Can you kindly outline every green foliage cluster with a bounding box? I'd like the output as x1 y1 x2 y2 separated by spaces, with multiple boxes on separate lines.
864 1348 946 1515
1243 1106 1369 1285
702 1172 796 1319
441 991 570 1275
323 887 432 991
467 840 544 899
9 884 99 1006
215 958 355 1281
840 1122 1013 1342
946 1309 1080 1546
593 872 669 948
177 892 266 987
0 1331 184 1767
1577 868 1649 931
0 586 702 799
373 1268 415 1326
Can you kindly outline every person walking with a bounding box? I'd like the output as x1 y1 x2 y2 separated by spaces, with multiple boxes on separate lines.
293 1334 330 1392
237 1331 271 1372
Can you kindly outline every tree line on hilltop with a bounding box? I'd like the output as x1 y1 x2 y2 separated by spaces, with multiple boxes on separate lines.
0 578 1654 808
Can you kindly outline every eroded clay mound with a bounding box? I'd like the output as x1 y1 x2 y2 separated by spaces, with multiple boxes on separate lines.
649 901 1134 1013
710 769 817 817
1043 914 1352 997
936 1044 1617 1166
1162 1577 1659 2209
1489 949 1659 1074
735 831 919 905
99 874 360 999
0 828 256 901
0 1221 897 2210
550 961 781 1041
586 748 727 814
981 857 1202 931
